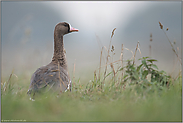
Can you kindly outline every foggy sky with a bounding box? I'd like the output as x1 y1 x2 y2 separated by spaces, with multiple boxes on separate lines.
1 1 181 81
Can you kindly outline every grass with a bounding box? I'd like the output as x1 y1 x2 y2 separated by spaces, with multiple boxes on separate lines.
1 74 182 122
1 22 182 122
1 73 182 122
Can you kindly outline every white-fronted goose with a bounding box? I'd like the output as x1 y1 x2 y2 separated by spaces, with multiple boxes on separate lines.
27 22 78 99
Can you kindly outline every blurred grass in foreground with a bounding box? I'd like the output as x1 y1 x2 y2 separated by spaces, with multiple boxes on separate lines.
1 79 182 122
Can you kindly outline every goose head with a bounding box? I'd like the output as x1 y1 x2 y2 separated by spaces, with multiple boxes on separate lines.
55 22 79 36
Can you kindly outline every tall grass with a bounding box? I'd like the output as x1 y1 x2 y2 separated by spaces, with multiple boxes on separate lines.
1 22 182 122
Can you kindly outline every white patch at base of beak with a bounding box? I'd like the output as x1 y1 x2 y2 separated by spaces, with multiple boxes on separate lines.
69 23 79 32
69 23 72 31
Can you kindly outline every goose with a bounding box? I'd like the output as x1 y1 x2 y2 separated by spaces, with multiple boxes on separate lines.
27 22 78 99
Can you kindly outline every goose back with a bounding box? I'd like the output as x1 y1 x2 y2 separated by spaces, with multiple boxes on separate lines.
28 62 71 95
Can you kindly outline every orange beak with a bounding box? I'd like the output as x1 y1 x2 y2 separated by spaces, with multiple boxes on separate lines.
70 26 79 32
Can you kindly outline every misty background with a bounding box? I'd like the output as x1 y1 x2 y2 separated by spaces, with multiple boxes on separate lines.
1 1 181 82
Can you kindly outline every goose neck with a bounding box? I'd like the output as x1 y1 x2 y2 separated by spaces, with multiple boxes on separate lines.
52 34 67 70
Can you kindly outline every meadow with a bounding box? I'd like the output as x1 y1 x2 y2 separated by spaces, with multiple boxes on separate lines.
1 22 182 122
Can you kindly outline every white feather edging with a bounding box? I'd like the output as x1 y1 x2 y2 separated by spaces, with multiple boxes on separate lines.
65 80 71 92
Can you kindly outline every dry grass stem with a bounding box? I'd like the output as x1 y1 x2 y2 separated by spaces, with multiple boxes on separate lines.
170 47 181 76
96 34 106 63
124 47 134 60
104 28 117 80
159 21 181 65
137 47 142 57
163 30 182 65
120 44 124 79
110 63 116 77
133 41 140 65
99 47 103 82
73 59 76 83
95 34 103 51
149 45 151 56
97 59 124 70
150 33 152 56
170 55 179 76
12 74 18 79
95 34 107 66
4 70 14 91
94 70 97 82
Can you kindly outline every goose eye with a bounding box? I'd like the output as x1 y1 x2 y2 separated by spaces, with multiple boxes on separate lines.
64 24 68 27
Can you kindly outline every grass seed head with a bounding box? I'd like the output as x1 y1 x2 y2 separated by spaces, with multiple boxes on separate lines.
111 45 115 52
159 21 163 29
150 33 152 42
111 28 116 38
